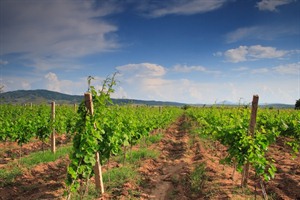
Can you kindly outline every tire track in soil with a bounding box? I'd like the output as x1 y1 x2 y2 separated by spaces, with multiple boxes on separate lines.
138 116 198 200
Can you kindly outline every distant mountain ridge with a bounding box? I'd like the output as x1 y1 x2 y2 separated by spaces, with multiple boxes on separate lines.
0 89 185 106
0 89 294 108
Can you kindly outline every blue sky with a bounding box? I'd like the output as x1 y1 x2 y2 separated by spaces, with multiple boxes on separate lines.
0 0 299 104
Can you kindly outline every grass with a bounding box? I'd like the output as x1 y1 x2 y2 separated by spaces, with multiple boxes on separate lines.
103 166 140 189
0 145 72 187
0 166 22 187
146 133 163 144
72 166 140 200
139 132 163 147
19 145 72 167
126 148 159 164
231 185 253 196
116 147 159 164
189 162 207 193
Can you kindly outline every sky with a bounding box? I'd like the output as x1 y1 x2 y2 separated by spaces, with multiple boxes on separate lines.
0 0 299 105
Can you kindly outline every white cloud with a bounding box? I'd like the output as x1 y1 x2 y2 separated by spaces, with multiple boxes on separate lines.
140 0 228 17
114 61 299 104
172 64 221 74
44 72 90 94
173 64 206 72
226 26 260 43
4 61 294 104
248 45 287 59
111 86 128 99
1 0 119 68
45 72 61 92
115 62 207 103
21 81 31 90
226 25 300 43
273 62 300 75
116 63 166 78
224 45 289 63
1 76 36 92
31 57 83 72
256 0 296 11
224 46 248 63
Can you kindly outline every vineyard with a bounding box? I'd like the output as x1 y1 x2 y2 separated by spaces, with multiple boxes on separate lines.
0 86 299 199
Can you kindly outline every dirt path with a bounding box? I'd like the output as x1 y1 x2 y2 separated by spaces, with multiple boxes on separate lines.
137 116 300 200
137 116 248 200
138 116 201 200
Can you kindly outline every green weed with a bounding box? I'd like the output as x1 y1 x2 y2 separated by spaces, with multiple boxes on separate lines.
103 166 140 189
0 166 22 186
189 163 207 193
19 145 72 167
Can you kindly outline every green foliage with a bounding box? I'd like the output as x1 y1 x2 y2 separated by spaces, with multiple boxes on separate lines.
295 99 300 110
182 104 192 110
66 74 183 197
0 104 78 145
186 107 299 183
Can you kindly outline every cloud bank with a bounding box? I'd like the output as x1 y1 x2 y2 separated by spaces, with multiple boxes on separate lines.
1 0 119 71
256 0 296 11
224 45 290 63
138 0 229 17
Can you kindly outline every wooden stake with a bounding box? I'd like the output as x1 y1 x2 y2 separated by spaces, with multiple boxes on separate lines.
249 95 259 137
241 95 259 187
84 93 94 115
51 101 56 153
84 93 104 194
94 152 104 194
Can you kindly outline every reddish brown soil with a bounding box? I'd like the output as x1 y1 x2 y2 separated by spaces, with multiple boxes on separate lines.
135 117 259 200
0 117 299 200
132 117 300 199
0 158 68 200
0 134 71 167
266 137 300 200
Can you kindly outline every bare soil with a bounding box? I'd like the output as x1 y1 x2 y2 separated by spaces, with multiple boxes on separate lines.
266 137 300 200
128 116 300 199
0 134 71 167
0 116 299 200
0 158 68 200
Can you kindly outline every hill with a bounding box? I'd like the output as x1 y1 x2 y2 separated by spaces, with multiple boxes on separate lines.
0 90 185 106
0 90 294 108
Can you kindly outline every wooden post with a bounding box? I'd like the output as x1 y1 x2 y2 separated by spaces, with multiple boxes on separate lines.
51 101 56 153
241 95 259 187
74 103 77 112
84 93 104 194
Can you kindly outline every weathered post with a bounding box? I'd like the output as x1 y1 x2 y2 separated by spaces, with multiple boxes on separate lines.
241 95 259 187
51 101 56 153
